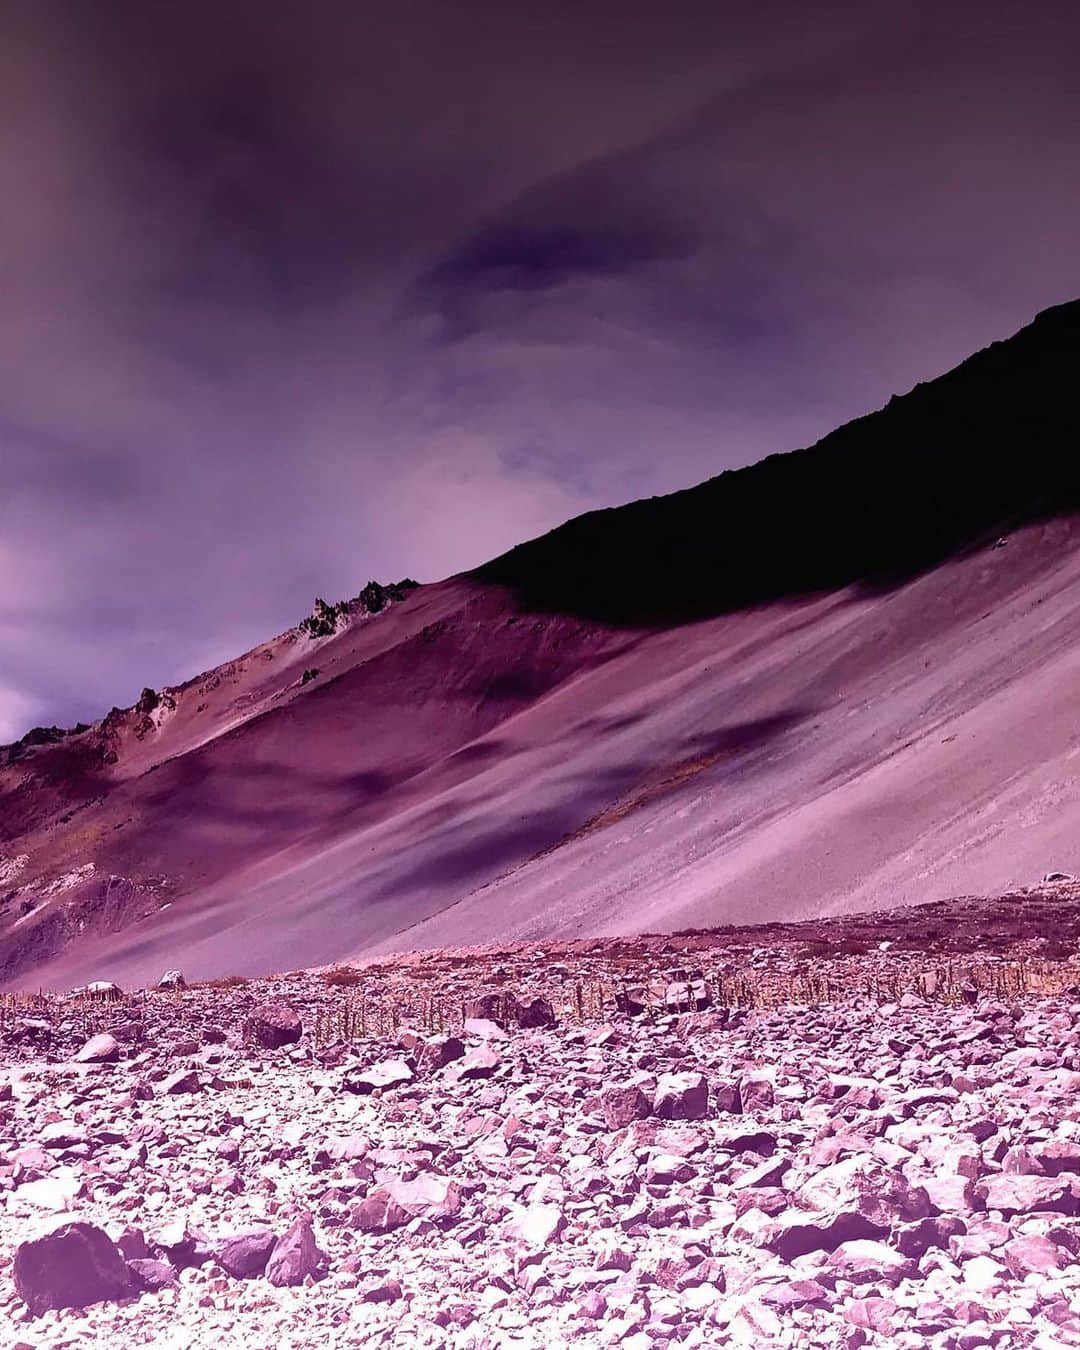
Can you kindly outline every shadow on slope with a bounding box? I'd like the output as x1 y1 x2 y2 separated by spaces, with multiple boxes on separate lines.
475 300 1080 625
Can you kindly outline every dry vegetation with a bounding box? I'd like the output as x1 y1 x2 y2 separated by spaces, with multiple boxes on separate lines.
4 886 1080 1057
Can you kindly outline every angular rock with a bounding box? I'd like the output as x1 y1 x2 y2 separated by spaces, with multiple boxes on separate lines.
739 1071 776 1113
266 1217 326 1287
353 1176 461 1232
216 1229 277 1279
600 1083 652 1131
244 1001 303 1049
653 1072 709 1121
455 1045 500 1079
503 1202 564 1250
1003 1234 1067 1276
40 1121 88 1150
413 1034 466 1074
826 1239 915 1285
344 1059 414 1094
976 1173 1079 1215
126 1258 177 1292
512 996 557 1028
157 969 186 989
462 1018 509 1041
160 1068 200 1095
765 1209 886 1260
14 1221 132 1316
796 1156 930 1228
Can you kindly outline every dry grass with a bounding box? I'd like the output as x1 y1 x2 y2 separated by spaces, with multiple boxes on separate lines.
4 947 1079 1053
320 966 364 988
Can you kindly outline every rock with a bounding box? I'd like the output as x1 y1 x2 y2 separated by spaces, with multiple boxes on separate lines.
827 1240 915 1285
512 996 557 1029
894 1216 966 1258
362 1277 403 1303
714 1125 778 1155
413 1035 466 1074
455 1045 500 1079
215 1229 277 1279
714 1082 743 1114
600 1083 652 1131
462 1018 508 1041
765 1210 886 1260
73 1032 121 1064
160 1068 201 1095
1003 1234 1067 1277
462 993 513 1026
653 1072 709 1121
126 1259 177 1291
1034 1141 1080 1176
157 970 186 989
40 1121 88 1149
844 1298 897 1335
82 981 123 1002
614 983 667 1015
353 1176 461 1232
14 1221 132 1316
344 1059 414 1093
244 1001 303 1049
796 1156 931 1228
266 1217 326 1287
975 1173 1079 1215
503 1203 564 1250
148 1221 213 1269
739 1071 776 1113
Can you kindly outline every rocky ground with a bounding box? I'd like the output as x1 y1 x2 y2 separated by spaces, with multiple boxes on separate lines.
3 891 1080 1348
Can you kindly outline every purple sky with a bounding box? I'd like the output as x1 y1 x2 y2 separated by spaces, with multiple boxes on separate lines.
2 1 1079 740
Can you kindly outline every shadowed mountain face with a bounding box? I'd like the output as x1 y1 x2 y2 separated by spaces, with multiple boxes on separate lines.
477 299 1080 623
3 301 1080 989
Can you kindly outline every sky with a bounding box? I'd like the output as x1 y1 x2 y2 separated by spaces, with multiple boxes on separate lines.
2 0 1079 740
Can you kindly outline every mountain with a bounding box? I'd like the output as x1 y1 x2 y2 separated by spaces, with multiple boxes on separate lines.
3 300 1080 990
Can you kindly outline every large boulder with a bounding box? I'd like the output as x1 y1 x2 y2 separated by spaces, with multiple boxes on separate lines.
86 981 123 1001
14 1221 132 1316
157 970 186 990
244 1002 303 1049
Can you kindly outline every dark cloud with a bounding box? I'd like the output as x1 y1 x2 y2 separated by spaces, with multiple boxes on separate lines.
1 1 1079 738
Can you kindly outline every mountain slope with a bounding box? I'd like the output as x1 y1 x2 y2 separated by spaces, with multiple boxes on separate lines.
3 300 1080 989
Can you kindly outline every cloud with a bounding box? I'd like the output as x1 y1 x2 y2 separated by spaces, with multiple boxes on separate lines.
1 1 1079 738
0 688 42 745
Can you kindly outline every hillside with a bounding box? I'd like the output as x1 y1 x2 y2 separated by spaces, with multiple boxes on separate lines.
3 300 1080 989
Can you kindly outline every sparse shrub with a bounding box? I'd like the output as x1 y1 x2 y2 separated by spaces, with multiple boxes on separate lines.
300 668 319 686
322 966 363 987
